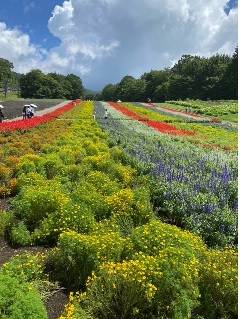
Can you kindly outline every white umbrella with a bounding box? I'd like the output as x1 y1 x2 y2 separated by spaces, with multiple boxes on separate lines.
0 105 4 109
30 104 38 108
24 104 31 107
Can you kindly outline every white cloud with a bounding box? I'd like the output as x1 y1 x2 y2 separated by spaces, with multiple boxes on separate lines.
0 0 237 89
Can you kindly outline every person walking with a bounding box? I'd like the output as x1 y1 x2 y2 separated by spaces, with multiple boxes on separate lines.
22 105 27 119
26 105 33 119
0 108 4 123
104 109 108 119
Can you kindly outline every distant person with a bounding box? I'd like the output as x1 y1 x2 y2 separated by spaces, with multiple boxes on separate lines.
93 112 96 120
26 105 33 118
104 109 108 119
30 105 35 117
0 109 4 123
22 105 27 119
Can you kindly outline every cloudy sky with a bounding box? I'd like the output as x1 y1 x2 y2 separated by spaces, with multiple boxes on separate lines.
0 0 238 90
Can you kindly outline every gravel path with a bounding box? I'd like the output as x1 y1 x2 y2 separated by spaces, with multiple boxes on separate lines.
5 100 71 122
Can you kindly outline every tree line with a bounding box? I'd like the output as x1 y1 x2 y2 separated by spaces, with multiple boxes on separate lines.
0 59 84 100
100 48 238 102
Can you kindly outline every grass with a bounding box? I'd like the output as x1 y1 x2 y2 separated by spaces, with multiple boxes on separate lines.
0 92 23 101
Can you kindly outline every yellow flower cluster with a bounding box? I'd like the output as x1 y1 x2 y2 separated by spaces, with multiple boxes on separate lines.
131 220 206 257
106 188 133 214
59 293 77 319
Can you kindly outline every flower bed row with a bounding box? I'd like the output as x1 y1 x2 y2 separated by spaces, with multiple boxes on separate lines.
0 100 80 132
95 101 237 247
108 102 194 136
0 101 236 319
119 102 237 150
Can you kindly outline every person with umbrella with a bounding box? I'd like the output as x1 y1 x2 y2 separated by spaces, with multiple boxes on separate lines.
30 104 38 117
0 105 5 123
22 104 28 119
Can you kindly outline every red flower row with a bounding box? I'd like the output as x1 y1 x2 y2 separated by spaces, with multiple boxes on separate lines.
0 100 80 132
108 102 194 136
108 102 147 121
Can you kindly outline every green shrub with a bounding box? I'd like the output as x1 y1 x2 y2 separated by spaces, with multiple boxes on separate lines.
197 249 237 318
106 188 154 227
10 222 32 247
65 164 84 183
78 248 200 319
39 154 64 179
109 146 127 163
16 154 42 176
0 273 47 319
185 209 237 247
0 210 13 237
129 220 206 257
85 171 120 195
12 183 69 230
49 230 127 290
32 203 96 245
58 147 76 165
17 172 46 190
72 182 110 221
1 253 45 283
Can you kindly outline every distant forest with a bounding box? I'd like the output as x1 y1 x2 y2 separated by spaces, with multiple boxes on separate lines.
0 59 83 100
0 47 237 101
100 48 238 102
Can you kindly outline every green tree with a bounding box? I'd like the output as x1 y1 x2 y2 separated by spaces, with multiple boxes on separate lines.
20 69 45 98
0 58 14 98
65 74 83 100
141 69 169 101
116 76 146 101
101 84 118 101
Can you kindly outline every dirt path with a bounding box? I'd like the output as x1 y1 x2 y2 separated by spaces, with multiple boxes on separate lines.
5 100 71 122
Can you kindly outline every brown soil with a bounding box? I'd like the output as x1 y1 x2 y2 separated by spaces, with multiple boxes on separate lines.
0 237 49 267
0 198 11 211
45 290 68 319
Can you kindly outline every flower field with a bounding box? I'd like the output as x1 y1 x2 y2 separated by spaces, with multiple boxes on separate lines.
162 100 238 123
0 100 237 319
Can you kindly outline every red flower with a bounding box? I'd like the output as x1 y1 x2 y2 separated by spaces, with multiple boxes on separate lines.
108 102 194 136
0 100 80 132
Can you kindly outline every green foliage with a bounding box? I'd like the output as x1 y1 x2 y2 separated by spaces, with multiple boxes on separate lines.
78 249 200 319
1 253 45 283
100 50 238 101
49 230 127 290
184 208 237 247
197 249 237 318
129 220 206 257
12 183 69 230
32 202 96 245
20 69 83 99
0 210 13 237
101 84 118 101
10 221 32 247
0 273 47 319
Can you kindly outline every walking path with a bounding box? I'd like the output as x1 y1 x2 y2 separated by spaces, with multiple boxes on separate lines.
5 100 71 122
141 103 209 121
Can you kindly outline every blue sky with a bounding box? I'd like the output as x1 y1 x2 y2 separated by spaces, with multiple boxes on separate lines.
0 0 61 48
0 0 238 90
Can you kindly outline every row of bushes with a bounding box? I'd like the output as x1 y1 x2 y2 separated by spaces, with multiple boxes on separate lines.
55 221 237 319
